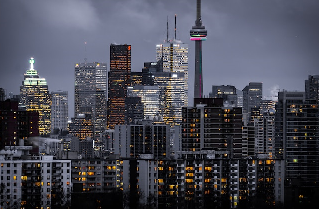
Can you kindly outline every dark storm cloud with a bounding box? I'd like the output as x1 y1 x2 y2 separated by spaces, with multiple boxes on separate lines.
1 0 319 117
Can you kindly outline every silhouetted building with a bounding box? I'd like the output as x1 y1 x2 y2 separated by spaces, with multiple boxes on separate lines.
0 99 39 149
0 88 5 101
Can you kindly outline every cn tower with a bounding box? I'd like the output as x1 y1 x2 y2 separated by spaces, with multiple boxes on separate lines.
190 0 207 98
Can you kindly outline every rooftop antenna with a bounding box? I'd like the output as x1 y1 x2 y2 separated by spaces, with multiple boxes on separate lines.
166 16 169 43
175 14 177 40
84 41 87 63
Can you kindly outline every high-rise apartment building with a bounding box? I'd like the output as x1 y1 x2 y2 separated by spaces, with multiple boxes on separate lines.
181 98 243 158
51 91 68 133
108 44 131 129
74 62 107 140
275 91 319 208
20 57 51 136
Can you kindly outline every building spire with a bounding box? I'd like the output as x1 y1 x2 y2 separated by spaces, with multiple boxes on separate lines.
29 57 35 70
166 16 169 43
175 14 177 40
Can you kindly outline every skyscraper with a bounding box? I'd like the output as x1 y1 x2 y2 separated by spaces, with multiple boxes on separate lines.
190 0 207 98
242 82 263 124
74 62 107 140
305 75 319 102
209 85 238 107
51 91 68 133
20 57 51 136
108 44 131 129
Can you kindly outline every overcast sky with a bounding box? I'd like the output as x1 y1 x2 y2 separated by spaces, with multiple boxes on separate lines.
1 0 318 118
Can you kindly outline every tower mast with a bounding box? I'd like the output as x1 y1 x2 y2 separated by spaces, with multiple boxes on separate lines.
190 0 207 98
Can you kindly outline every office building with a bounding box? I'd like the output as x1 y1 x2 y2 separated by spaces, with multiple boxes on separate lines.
305 75 319 102
68 114 94 141
51 91 68 133
242 82 263 125
108 44 131 129
74 62 107 141
209 85 238 107
156 40 188 105
124 97 144 124
20 57 51 136
127 85 161 121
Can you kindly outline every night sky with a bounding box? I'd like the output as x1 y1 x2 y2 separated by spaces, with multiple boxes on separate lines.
1 0 319 119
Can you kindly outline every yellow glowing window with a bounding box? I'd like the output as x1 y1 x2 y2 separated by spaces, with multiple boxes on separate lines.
87 172 94 176
266 160 271 164
221 178 227 183
21 176 27 181
82 172 86 175
205 167 212 171
186 167 193 171
158 167 163 171
169 185 174 189
186 179 193 183
204 179 211 182
35 182 41 186
158 179 164 183
186 173 194 177
47 182 50 186
82 177 86 181
112 166 116 170
13 176 17 180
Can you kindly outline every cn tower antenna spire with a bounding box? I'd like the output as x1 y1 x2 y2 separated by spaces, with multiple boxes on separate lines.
190 0 207 98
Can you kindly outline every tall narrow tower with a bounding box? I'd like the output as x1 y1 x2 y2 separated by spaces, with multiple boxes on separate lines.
190 0 207 98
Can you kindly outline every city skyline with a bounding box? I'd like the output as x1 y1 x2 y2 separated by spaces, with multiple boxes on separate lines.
1 0 319 119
